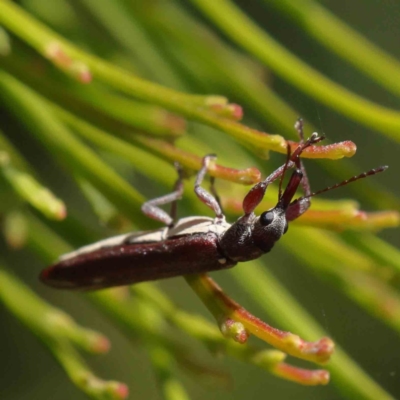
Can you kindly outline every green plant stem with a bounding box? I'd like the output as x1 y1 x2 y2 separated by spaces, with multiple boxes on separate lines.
185 274 333 364
265 0 400 97
133 0 301 137
232 262 394 400
0 69 148 225
127 0 398 211
0 0 357 159
78 0 184 90
134 0 400 210
0 161 66 220
341 231 400 276
54 105 262 185
189 0 400 144
283 227 400 334
285 226 400 278
0 267 127 400
0 53 184 139
133 284 329 386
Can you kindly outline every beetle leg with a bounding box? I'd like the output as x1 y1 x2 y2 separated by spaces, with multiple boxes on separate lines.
242 131 322 216
285 196 310 222
209 175 224 215
195 155 224 221
169 162 184 223
142 162 184 227
293 118 313 198
284 158 312 221
285 119 313 221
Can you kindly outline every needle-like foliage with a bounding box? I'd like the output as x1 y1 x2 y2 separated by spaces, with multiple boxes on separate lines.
0 1 399 399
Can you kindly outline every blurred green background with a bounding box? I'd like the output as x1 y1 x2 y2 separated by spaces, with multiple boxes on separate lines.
0 0 399 399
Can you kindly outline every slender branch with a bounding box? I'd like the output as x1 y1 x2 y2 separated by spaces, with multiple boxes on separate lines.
0 268 127 400
184 274 334 364
0 0 356 159
129 0 398 209
54 105 262 185
0 52 185 139
132 284 329 386
0 154 66 220
0 69 148 225
341 231 400 278
232 261 395 400
284 226 400 334
190 0 400 144
266 0 400 97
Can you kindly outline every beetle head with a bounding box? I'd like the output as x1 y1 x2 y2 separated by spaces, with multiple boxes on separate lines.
251 168 302 252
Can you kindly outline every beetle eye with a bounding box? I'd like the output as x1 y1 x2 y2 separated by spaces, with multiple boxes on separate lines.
283 221 289 234
260 211 274 226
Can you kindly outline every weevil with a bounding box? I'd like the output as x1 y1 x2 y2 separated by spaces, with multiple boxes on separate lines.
40 122 387 290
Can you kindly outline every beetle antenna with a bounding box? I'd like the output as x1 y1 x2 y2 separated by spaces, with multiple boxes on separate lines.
278 131 325 200
292 166 388 204
278 143 292 200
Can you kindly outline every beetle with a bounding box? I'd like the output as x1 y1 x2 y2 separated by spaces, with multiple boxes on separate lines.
40 122 387 291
